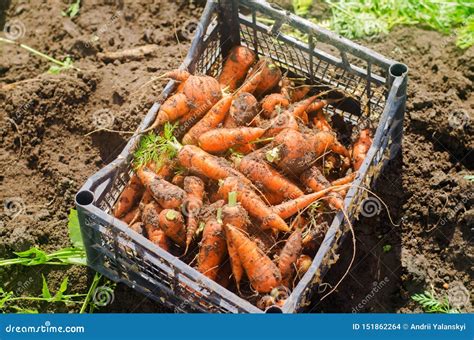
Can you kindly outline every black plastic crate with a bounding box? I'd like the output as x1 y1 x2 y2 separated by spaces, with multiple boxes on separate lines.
75 0 408 313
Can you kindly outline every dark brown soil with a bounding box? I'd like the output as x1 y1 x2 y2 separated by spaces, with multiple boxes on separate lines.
1 1 472 313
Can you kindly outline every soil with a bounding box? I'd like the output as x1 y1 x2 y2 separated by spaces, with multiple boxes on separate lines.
0 1 472 313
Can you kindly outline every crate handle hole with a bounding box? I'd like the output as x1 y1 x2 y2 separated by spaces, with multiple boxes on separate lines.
265 306 283 313
76 190 95 206
389 63 408 77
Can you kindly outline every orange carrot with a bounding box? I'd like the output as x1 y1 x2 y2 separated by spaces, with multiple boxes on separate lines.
158 209 186 246
263 110 299 138
351 128 373 171
291 85 311 102
198 215 226 281
278 228 302 287
331 172 356 186
273 187 334 219
223 92 258 128
182 95 233 145
261 93 290 118
137 168 185 209
121 206 140 225
306 99 328 113
218 176 290 232
183 176 205 248
198 127 265 154
312 109 332 132
252 59 282 97
286 95 319 121
239 156 304 200
144 223 170 251
171 173 185 187
222 191 249 288
177 145 250 184
300 166 344 210
225 224 281 293
218 46 256 91
113 174 144 218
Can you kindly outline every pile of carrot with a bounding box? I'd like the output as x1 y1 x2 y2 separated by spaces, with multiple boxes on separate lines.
113 45 373 310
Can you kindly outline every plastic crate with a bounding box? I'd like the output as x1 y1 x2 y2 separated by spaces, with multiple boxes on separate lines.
75 0 408 313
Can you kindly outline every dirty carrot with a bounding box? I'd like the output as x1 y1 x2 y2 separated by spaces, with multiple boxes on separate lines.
177 144 250 184
300 166 344 210
225 224 282 293
261 93 290 118
296 254 312 277
291 85 311 102
113 174 144 218
224 92 258 128
198 214 227 281
183 176 205 248
351 128 373 171
121 206 140 225
252 59 282 97
279 228 302 287
331 172 356 186
273 187 335 219
311 131 349 158
218 46 256 91
137 168 185 209
218 176 290 232
239 156 304 200
158 209 186 246
312 109 332 132
198 127 266 153
144 223 170 251
182 95 233 145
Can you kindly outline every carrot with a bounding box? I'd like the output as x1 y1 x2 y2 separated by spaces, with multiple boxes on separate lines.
312 109 332 132
113 174 144 218
223 92 258 128
261 93 290 118
142 201 163 236
351 128 373 171
252 59 282 97
270 128 316 175
237 67 264 95
300 166 344 210
233 142 255 155
273 187 334 219
331 172 356 186
144 223 170 251
218 46 256 91
222 191 249 288
311 131 349 158
239 156 304 200
225 224 281 293
263 110 299 138
279 76 294 99
182 95 233 145
137 168 185 209
291 85 311 102
261 190 285 205
158 209 186 246
286 95 319 121
164 69 191 82
147 73 222 131
177 145 250 184
198 127 265 154
278 228 302 287
121 206 140 225
218 176 290 232
296 254 312 277
198 215 226 281
302 221 329 254
183 176 205 248
171 173 185 187
155 158 176 180
306 99 328 114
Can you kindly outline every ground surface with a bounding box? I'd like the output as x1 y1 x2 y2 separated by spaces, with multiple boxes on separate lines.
0 1 472 313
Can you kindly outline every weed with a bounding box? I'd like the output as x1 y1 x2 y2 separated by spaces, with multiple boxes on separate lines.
412 287 459 313
382 244 392 253
62 0 81 18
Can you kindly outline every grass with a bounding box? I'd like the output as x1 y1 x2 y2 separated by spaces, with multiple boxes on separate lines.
412 287 458 313
62 0 81 18
0 209 114 313
291 0 474 49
